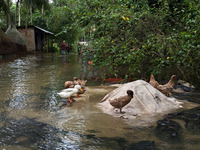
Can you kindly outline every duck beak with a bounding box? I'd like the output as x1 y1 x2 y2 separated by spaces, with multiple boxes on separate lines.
80 88 83 91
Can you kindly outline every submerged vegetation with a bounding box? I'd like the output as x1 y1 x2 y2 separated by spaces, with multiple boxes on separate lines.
0 0 200 89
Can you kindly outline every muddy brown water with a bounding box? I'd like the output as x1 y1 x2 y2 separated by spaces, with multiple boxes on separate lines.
0 53 200 150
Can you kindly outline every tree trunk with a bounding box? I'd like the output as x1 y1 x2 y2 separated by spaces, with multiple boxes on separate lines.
25 5 29 40
18 0 22 26
42 4 44 27
25 5 29 29
15 0 19 26
6 0 10 28
30 6 33 25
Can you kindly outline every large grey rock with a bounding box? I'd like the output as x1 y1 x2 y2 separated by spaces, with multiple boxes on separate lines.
98 80 183 126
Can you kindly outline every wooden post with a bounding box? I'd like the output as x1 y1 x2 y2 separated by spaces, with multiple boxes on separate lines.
43 33 46 52
47 35 49 53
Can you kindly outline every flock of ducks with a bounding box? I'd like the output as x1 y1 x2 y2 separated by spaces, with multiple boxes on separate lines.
57 77 87 105
57 75 177 113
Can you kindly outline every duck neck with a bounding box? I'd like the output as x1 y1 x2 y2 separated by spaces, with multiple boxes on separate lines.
129 94 133 98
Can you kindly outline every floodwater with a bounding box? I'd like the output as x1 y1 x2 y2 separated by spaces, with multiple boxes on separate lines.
0 53 200 150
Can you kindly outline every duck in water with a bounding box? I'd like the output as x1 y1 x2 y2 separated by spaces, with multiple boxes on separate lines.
58 85 82 105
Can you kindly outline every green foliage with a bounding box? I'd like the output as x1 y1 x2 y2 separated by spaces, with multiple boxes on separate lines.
46 1 81 45
0 0 7 14
0 11 7 30
1 0 200 88
78 0 200 88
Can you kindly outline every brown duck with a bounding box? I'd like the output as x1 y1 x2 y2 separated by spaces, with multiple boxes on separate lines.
74 77 87 87
156 75 177 96
73 77 80 85
149 74 159 88
64 77 87 88
109 90 134 113
64 77 78 88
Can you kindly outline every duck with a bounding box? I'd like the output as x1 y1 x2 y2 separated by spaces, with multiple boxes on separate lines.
64 77 87 88
77 86 86 95
156 75 177 96
64 77 79 88
73 77 81 85
80 80 87 87
58 85 82 105
149 74 159 88
64 81 74 88
109 90 134 113
74 77 87 87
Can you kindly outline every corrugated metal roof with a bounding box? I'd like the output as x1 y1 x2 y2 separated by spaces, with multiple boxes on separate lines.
17 25 54 35
34 26 54 35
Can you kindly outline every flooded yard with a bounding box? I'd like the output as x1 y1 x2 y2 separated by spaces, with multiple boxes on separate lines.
0 53 200 150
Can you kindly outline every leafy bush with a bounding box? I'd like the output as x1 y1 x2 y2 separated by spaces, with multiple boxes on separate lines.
79 0 200 88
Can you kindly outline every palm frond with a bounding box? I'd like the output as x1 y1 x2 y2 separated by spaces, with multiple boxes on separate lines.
0 0 8 14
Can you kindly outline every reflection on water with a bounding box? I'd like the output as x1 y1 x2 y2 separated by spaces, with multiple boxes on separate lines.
0 53 200 150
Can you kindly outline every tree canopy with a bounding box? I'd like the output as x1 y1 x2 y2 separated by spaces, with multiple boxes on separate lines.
0 0 200 89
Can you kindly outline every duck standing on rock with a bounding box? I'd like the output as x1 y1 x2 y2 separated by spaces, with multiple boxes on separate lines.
109 90 134 113
156 75 177 96
58 85 82 105
149 74 159 88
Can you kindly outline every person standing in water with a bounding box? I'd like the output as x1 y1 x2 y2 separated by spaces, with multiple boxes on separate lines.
60 40 67 55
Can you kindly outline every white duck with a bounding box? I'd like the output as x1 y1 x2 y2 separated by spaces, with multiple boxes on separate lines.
58 85 82 105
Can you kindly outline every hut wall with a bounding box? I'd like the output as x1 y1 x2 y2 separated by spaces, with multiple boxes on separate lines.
18 28 35 52
35 29 45 51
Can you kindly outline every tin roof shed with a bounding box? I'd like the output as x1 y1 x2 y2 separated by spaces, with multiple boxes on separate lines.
17 25 54 53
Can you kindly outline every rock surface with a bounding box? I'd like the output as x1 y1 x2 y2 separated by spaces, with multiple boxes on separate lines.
99 80 184 126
